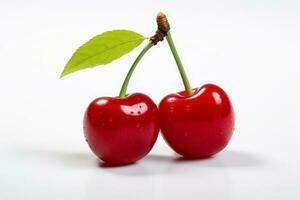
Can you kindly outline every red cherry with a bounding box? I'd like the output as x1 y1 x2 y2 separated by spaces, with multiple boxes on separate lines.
159 84 234 158
84 93 159 165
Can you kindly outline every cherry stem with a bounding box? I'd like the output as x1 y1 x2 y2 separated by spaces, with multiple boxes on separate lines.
166 31 193 96
119 42 153 98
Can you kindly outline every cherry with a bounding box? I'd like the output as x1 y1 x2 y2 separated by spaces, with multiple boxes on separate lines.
84 93 159 164
159 84 234 158
82 41 162 165
157 12 235 158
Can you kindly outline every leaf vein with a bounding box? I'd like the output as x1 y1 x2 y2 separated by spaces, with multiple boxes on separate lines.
68 36 145 68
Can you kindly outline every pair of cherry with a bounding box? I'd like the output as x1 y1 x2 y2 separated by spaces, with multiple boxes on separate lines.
83 13 234 165
84 84 234 165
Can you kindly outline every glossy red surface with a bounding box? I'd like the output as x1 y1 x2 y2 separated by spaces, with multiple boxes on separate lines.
84 93 159 165
159 84 234 158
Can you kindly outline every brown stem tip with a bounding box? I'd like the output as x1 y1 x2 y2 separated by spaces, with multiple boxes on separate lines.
156 12 170 34
150 11 171 45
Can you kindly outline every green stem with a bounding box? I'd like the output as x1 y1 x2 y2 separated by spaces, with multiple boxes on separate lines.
166 32 193 96
119 42 153 98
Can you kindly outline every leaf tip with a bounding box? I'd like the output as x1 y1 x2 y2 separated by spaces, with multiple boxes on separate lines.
59 68 68 79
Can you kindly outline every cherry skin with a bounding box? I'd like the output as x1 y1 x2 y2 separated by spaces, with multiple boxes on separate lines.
84 93 159 165
159 84 234 158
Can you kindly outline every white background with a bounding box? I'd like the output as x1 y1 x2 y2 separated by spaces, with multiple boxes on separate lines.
1 0 300 199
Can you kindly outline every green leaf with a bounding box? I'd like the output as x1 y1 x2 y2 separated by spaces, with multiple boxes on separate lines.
60 30 146 77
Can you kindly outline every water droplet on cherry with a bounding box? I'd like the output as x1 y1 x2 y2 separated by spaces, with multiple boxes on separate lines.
136 122 141 128
185 105 191 111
